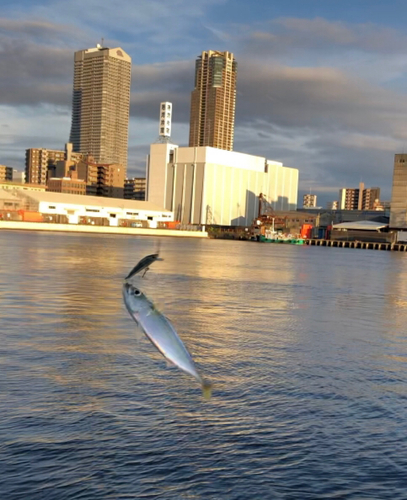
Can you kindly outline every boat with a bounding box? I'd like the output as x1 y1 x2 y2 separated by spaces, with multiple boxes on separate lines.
259 234 304 245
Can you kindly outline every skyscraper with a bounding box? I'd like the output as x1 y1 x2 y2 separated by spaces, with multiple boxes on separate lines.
189 50 237 151
390 154 407 227
69 46 132 172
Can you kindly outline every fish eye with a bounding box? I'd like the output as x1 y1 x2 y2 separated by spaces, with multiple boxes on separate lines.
134 289 141 296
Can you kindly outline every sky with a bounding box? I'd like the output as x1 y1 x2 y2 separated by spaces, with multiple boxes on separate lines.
2 0 407 205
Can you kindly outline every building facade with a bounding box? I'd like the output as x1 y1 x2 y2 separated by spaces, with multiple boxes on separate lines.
12 170 25 183
339 183 380 210
339 185 363 210
390 154 407 228
69 46 132 172
147 143 298 226
14 190 172 228
124 178 146 200
0 165 13 182
303 194 317 208
47 177 87 195
25 148 66 185
362 187 380 210
0 181 46 192
51 157 123 198
96 164 125 198
189 51 237 151
326 200 339 210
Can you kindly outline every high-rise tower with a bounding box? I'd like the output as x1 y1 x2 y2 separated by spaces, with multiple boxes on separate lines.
69 46 132 172
189 50 237 151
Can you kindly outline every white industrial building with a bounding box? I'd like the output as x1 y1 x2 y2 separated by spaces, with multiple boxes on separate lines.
147 143 298 226
12 190 173 227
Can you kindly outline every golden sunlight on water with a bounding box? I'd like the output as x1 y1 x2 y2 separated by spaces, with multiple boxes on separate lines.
2 231 407 499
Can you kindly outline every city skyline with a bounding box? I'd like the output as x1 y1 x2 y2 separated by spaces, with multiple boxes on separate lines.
3 1 407 204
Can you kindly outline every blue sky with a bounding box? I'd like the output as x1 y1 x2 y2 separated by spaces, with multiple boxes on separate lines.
2 0 407 205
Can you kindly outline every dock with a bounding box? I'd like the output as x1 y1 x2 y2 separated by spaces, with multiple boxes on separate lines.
0 221 208 238
305 239 407 252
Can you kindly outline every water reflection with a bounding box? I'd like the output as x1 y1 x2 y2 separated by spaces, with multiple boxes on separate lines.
2 231 407 499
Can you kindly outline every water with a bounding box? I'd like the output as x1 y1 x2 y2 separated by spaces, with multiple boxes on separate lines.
1 230 407 499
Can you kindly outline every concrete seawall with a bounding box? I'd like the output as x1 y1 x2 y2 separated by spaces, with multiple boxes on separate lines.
0 221 208 238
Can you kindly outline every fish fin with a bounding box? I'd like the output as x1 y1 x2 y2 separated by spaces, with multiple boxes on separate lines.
202 380 212 400
152 300 164 313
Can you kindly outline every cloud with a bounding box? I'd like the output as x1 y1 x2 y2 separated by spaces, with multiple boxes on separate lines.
238 17 407 56
5 0 227 60
0 17 74 42
236 61 407 136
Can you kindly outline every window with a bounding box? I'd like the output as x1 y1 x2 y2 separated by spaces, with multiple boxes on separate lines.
49 205 56 209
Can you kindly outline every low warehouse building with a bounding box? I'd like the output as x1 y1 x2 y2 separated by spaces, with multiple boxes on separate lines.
14 190 173 228
331 220 393 243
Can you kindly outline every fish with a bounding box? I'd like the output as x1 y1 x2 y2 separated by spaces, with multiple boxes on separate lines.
122 281 212 399
125 253 162 280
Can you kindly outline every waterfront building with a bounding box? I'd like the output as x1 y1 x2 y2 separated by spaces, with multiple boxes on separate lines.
303 194 317 208
124 178 146 200
189 50 237 151
147 143 298 226
331 220 391 244
12 190 172 227
69 46 132 172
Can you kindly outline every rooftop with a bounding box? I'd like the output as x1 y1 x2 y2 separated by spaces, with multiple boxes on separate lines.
333 220 388 231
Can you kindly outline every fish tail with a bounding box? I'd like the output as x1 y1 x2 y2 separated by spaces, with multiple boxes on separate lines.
202 380 212 400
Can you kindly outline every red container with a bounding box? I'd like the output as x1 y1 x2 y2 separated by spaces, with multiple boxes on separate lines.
300 223 313 239
19 210 43 222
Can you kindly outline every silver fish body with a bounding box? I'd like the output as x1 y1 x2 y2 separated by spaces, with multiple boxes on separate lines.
123 282 212 397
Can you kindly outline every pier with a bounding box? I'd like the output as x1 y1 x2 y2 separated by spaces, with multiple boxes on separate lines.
305 239 407 251
0 221 208 238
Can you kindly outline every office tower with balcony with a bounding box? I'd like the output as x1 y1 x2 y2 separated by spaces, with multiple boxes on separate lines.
69 45 132 172
189 50 237 151
25 148 66 185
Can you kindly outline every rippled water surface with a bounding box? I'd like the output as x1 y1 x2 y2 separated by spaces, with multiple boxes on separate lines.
2 230 407 499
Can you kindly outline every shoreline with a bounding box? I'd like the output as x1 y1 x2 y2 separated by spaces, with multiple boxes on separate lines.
0 221 208 238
